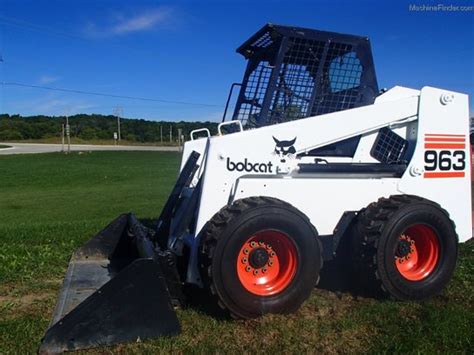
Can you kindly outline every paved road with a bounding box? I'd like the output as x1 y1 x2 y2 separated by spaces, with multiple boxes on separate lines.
0 142 180 155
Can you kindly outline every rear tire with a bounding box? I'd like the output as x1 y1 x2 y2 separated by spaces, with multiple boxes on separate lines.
199 196 322 319
353 195 458 300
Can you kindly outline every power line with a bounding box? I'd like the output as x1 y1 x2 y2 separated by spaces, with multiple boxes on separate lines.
1 81 222 108
0 17 226 111
0 16 86 42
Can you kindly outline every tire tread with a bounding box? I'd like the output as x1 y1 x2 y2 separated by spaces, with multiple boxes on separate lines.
353 194 456 299
199 196 322 319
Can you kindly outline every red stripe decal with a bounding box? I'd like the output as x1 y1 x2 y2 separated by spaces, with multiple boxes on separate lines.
425 137 465 142
424 143 466 149
425 134 465 137
424 172 465 178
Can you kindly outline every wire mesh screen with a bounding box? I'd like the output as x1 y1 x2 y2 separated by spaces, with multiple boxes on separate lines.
236 61 273 127
233 25 378 127
371 127 408 164
268 38 325 123
329 51 362 92
312 43 363 115
249 31 274 49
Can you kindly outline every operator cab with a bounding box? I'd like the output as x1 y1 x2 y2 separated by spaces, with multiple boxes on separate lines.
224 24 379 157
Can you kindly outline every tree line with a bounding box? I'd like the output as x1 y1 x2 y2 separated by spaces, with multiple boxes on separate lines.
0 114 218 143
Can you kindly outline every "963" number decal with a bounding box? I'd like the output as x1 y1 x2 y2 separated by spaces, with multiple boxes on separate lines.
424 150 465 171
423 134 467 178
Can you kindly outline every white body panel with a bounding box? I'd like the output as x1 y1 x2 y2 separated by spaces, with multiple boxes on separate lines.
183 86 472 243
398 87 472 241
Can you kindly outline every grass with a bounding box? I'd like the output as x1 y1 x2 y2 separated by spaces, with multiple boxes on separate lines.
0 152 472 354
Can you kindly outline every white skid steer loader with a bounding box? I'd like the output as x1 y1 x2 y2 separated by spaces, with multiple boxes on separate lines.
40 24 472 353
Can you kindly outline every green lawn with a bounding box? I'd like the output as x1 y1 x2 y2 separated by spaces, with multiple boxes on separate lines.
0 152 472 353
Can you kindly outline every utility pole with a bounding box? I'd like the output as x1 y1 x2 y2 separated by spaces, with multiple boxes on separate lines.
169 125 172 143
65 115 70 154
178 128 183 151
113 106 123 143
61 123 65 152
160 125 163 144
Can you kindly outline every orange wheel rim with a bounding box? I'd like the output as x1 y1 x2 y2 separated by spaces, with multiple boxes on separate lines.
236 230 297 296
395 224 440 281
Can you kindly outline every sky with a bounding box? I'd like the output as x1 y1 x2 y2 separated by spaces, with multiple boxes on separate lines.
0 0 473 121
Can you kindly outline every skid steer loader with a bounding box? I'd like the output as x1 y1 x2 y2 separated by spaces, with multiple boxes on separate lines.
40 24 472 353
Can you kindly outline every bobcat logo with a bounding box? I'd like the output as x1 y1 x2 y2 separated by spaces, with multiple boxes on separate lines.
273 136 296 157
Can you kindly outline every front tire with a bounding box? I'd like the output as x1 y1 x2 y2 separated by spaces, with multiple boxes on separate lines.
199 197 322 319
353 195 458 300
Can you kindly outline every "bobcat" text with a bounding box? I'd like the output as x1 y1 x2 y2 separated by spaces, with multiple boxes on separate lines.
226 157 273 173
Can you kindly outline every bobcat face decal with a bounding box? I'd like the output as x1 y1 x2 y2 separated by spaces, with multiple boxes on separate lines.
273 136 297 157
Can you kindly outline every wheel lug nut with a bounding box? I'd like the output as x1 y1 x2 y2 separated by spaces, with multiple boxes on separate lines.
253 269 259 275
242 257 248 264
262 267 267 273
250 241 257 248
268 261 273 266
270 251 275 257
243 249 249 254
259 241 265 246
245 266 251 272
